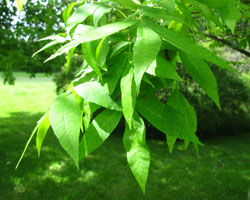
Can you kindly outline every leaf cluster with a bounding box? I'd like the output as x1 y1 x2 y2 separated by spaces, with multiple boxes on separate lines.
16 0 248 194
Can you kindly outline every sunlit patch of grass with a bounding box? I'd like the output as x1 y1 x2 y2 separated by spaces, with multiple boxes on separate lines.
0 73 250 200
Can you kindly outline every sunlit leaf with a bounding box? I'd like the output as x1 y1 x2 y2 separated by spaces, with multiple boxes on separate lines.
63 2 79 24
15 0 23 12
74 81 122 111
121 63 136 129
36 112 50 157
123 112 150 194
49 94 82 168
66 47 76 75
66 3 100 32
133 22 161 92
45 20 136 62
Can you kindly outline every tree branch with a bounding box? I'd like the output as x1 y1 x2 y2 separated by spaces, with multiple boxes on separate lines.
204 34 250 57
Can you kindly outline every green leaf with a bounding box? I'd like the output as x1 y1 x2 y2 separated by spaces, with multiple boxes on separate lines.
152 0 176 14
15 0 23 12
16 112 49 169
175 1 194 24
96 37 110 68
218 5 241 33
79 109 122 159
74 81 122 111
146 20 236 71
109 41 129 58
165 90 202 152
133 22 162 92
180 51 221 109
36 112 50 157
66 47 76 75
66 3 100 32
83 101 91 131
139 6 186 24
110 0 138 10
33 34 69 57
103 53 128 94
123 112 150 194
63 2 79 24
38 33 68 41
93 4 112 27
136 97 168 134
82 42 103 80
193 1 224 28
45 20 136 62
16 120 39 169
146 56 183 81
121 63 136 129
73 24 94 39
49 94 82 168
136 92 202 153
33 41 59 58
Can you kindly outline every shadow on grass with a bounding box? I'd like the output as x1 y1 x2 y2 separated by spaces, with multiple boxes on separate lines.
0 112 250 200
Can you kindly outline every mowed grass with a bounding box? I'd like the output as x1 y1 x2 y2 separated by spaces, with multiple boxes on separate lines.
0 72 250 200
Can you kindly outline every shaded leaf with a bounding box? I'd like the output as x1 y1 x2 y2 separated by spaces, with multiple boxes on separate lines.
93 4 112 27
103 53 128 94
180 51 221 109
136 92 202 153
82 42 103 80
218 5 241 33
165 91 202 152
110 0 138 10
96 37 110 68
139 6 186 24
136 97 167 133
109 41 129 58
146 20 236 71
146 56 183 81
79 110 122 159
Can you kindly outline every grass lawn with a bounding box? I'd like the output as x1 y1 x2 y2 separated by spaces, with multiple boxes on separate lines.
0 72 250 200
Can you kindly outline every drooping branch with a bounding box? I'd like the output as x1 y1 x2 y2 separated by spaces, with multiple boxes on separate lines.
204 34 250 58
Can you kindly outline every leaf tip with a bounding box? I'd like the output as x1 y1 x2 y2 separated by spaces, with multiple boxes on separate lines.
167 135 177 154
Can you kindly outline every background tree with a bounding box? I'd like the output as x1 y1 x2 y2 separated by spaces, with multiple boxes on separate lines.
0 0 67 84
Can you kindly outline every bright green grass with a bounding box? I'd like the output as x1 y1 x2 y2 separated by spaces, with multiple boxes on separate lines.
0 73 250 200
